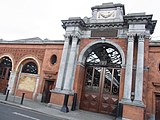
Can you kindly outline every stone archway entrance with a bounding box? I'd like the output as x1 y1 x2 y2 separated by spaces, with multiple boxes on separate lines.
80 44 122 116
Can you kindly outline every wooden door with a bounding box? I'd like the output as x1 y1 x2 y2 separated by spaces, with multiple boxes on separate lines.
156 95 160 120
41 80 55 103
80 67 120 116
99 68 119 116
80 67 101 112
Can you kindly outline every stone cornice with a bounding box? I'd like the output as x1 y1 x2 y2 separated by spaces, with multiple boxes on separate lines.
62 18 125 30
62 11 157 35
61 18 86 30
86 22 125 29
124 14 157 34
0 39 64 45
124 14 153 23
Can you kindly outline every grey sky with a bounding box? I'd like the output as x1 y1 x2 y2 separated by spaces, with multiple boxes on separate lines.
0 0 159 40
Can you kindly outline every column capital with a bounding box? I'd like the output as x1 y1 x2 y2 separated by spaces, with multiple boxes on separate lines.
72 35 79 39
138 34 145 42
71 33 80 39
64 34 71 40
127 34 134 42
71 34 80 45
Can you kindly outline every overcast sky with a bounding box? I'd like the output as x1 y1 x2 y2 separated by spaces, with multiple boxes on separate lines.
0 0 159 40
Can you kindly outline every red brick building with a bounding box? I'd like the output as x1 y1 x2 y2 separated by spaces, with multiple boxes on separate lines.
0 3 159 120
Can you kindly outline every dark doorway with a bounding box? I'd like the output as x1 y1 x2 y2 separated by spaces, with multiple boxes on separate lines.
0 57 12 93
155 95 160 120
41 80 55 103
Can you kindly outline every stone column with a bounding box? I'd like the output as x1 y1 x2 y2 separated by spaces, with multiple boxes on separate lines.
63 35 79 93
55 35 71 91
134 35 144 103
8 71 17 94
123 35 134 100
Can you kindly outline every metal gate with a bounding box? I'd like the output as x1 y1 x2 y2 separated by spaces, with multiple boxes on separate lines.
80 44 122 116
80 66 120 116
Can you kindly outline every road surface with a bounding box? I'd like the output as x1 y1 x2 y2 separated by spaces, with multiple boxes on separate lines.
0 102 66 120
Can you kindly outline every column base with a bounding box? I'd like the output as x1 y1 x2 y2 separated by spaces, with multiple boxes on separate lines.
122 103 145 120
61 89 74 95
50 88 74 95
50 88 62 93
120 98 132 104
120 99 145 107
132 100 145 107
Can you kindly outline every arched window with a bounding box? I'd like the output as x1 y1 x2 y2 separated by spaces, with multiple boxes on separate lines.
0 57 12 67
86 45 122 67
22 62 38 74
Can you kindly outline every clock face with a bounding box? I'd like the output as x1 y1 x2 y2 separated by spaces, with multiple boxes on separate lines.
97 11 116 19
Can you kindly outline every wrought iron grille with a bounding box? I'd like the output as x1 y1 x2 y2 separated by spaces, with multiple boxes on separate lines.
22 62 38 74
85 45 122 68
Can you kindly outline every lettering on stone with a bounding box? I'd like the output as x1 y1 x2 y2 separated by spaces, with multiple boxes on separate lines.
91 29 118 37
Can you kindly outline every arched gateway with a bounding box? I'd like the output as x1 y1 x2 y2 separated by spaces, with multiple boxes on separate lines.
79 41 124 116
52 3 156 119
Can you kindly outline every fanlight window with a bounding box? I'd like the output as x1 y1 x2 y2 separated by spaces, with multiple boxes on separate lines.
0 57 12 67
22 62 38 74
86 45 122 67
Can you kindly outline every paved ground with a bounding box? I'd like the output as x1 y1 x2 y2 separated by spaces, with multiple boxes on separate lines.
0 103 65 120
0 93 116 120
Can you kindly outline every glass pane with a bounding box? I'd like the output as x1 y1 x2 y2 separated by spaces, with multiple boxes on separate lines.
112 69 120 96
93 67 101 87
85 67 101 92
85 45 122 67
103 68 112 94
103 68 120 96
85 67 93 86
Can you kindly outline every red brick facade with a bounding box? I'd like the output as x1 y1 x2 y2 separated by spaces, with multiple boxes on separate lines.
0 42 63 100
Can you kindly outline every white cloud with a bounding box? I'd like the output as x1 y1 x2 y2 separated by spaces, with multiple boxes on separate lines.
0 0 159 40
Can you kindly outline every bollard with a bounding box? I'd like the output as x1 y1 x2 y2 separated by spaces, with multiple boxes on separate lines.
71 93 77 111
116 102 123 118
5 90 10 101
61 94 69 113
20 93 25 105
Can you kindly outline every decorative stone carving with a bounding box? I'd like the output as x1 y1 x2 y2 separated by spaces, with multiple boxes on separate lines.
43 71 57 80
